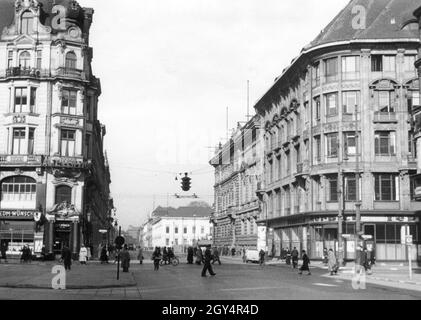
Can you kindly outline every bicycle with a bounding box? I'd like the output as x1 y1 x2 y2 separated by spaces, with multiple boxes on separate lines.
160 256 179 266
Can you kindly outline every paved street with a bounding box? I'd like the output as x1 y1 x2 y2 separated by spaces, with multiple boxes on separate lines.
0 259 421 300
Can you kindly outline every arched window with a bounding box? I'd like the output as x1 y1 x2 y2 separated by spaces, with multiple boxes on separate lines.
19 51 31 69
55 185 72 205
1 176 36 208
65 52 77 69
21 11 34 34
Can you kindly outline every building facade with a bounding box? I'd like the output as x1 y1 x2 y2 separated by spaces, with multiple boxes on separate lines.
210 115 264 251
143 205 213 253
254 0 421 262
0 0 114 259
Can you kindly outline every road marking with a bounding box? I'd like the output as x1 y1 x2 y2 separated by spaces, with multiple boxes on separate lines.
313 283 338 287
220 286 282 292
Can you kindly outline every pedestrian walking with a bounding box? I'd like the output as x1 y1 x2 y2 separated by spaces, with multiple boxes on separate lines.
100 245 108 264
361 247 369 272
259 249 265 266
242 247 247 263
187 247 194 264
120 245 131 272
79 244 88 265
137 247 144 264
195 246 203 265
201 246 216 277
0 242 8 264
152 247 161 271
327 249 338 276
291 247 299 269
61 245 72 271
285 248 291 265
211 247 221 265
86 246 92 261
298 250 311 275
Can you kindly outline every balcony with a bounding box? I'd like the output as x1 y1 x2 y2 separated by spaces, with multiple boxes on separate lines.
55 67 87 81
43 156 91 169
373 112 397 123
1 67 50 79
0 155 42 166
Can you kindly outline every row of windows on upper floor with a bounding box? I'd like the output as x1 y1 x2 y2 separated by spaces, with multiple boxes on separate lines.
165 226 207 235
7 127 93 158
266 173 419 207
0 175 73 208
4 85 97 120
264 88 419 143
310 54 417 86
5 50 79 71
265 130 416 184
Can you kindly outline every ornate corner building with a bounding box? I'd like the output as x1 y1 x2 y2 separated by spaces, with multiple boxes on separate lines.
210 115 264 251
254 0 421 262
0 0 115 258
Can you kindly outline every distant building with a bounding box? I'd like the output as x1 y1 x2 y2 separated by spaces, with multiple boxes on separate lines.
210 115 264 251
142 204 213 252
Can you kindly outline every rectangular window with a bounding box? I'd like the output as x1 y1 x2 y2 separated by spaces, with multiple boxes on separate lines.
12 128 25 155
344 176 358 201
28 128 34 155
314 96 321 121
383 55 396 72
60 130 76 157
304 101 309 124
342 56 360 80
61 90 77 115
326 133 338 158
327 175 338 201
375 131 396 156
342 91 360 114
408 91 420 113
8 51 13 69
325 93 338 117
378 91 394 113
344 132 358 156
14 88 27 113
166 239 169 246
404 55 416 72
30 88 36 112
325 57 338 82
175 227 178 234
375 174 397 201
201 226 205 234
184 227 187 234
312 62 320 87
371 55 383 72
36 50 42 70
314 136 321 162
166 227 170 234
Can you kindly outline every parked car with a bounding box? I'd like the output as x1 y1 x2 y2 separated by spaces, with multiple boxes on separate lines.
245 249 260 263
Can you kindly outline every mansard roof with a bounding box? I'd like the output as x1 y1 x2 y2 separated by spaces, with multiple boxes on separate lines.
0 0 89 35
306 0 420 50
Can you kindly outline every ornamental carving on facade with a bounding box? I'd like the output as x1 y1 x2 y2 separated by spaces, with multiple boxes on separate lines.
47 201 80 221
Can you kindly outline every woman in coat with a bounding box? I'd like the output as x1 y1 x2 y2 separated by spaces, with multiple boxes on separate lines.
299 250 311 275
327 249 337 275
195 246 203 265
79 245 88 265
120 245 131 272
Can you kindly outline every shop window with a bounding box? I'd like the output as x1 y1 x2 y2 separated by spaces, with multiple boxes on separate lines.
55 185 72 205
375 224 386 242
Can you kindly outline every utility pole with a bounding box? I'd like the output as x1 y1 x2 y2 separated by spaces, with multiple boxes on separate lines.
337 139 344 266
355 104 361 239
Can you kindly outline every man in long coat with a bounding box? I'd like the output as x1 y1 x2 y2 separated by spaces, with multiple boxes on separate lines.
298 250 311 275
201 246 216 277
120 245 131 272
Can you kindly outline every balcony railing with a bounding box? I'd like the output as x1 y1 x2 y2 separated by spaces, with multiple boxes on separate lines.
0 155 42 166
2 67 50 79
373 111 397 123
55 67 86 80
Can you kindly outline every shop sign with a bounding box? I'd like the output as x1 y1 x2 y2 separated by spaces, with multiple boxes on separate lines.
60 117 80 127
0 210 38 219
55 223 71 231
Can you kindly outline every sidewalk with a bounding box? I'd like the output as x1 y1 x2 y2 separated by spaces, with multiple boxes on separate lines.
0 261 137 289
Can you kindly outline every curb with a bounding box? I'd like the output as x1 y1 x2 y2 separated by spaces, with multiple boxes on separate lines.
0 283 138 290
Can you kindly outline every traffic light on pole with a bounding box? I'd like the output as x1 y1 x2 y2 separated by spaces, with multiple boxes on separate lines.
181 173 191 192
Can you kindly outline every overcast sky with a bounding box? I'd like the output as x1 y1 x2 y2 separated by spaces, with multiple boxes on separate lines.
80 0 350 229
